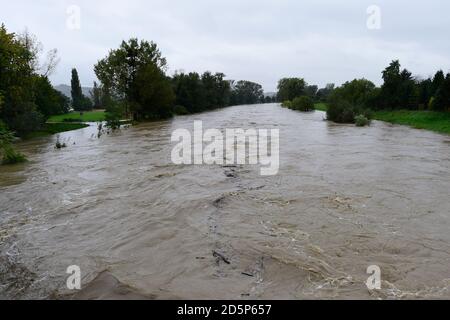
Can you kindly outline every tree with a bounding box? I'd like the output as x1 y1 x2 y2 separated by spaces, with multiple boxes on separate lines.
327 79 375 124
0 24 43 135
172 72 206 113
94 38 174 120
277 78 306 101
17 29 60 77
290 96 315 112
329 78 377 108
305 85 318 100
316 84 335 102
417 78 433 109
231 80 264 105
132 63 175 120
34 75 70 117
432 73 450 111
432 70 445 94
71 68 84 111
91 81 102 109
379 60 419 110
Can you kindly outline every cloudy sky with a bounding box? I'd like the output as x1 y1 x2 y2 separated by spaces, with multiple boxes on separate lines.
2 0 450 91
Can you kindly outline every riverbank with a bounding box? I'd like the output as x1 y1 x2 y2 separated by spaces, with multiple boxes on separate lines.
47 110 107 123
22 111 107 139
313 103 450 135
24 123 89 139
373 110 450 135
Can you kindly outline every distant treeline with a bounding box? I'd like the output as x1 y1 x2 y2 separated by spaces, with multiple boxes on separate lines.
94 38 270 122
277 60 450 124
0 23 271 137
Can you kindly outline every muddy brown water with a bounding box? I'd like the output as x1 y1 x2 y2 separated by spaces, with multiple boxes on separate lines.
1 104 449 300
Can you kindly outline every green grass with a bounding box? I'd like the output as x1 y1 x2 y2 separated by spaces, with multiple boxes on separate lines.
374 110 450 135
314 103 328 112
24 123 89 139
47 111 107 123
313 103 450 135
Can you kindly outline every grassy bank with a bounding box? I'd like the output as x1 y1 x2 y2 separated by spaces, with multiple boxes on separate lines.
47 111 107 123
314 103 328 112
24 123 89 139
313 103 450 135
373 110 450 135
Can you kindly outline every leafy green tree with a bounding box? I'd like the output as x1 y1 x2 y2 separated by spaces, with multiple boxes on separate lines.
34 75 70 117
305 85 318 100
277 78 306 101
231 80 264 105
172 72 206 113
379 60 419 110
329 78 377 108
94 38 174 120
432 70 445 94
201 72 231 109
432 73 450 111
71 68 84 111
316 84 335 102
291 96 315 112
172 71 233 113
91 81 102 109
327 99 372 124
133 63 175 120
326 79 375 124
417 78 433 109
0 24 39 134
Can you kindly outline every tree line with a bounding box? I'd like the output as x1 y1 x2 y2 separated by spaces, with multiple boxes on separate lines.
1 24 268 140
276 60 450 124
94 39 269 122
0 24 69 136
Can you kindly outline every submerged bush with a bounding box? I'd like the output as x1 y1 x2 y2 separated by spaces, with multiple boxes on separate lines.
105 103 124 131
327 99 372 124
281 100 292 108
0 121 27 165
2 145 27 165
291 96 315 112
355 114 371 127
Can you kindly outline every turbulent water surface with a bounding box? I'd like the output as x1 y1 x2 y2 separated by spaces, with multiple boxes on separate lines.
1 104 450 299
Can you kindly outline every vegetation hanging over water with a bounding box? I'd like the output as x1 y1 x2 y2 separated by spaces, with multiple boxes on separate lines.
0 22 270 165
94 39 268 120
277 60 450 129
0 25 69 137
0 121 26 165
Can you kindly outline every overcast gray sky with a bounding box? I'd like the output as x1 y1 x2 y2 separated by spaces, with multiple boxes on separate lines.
2 0 450 91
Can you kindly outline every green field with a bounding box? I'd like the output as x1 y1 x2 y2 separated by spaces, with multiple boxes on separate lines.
314 103 328 112
313 103 450 135
373 110 450 135
24 123 89 139
47 111 107 123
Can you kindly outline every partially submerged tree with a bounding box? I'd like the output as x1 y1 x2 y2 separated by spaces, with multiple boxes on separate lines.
277 78 306 102
95 38 174 120
230 80 264 105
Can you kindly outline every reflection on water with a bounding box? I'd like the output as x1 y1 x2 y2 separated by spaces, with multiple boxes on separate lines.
0 104 449 299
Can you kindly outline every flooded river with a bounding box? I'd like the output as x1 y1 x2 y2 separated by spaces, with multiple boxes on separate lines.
1 104 450 299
